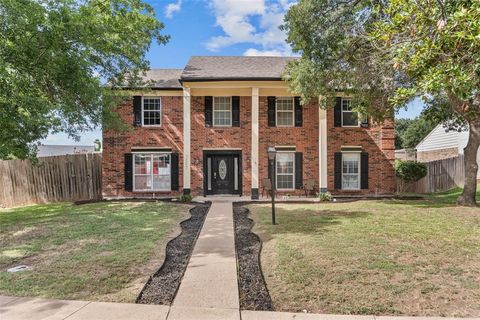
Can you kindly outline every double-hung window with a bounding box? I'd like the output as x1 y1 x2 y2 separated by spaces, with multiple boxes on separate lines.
133 153 171 191
341 98 359 127
276 152 295 190
213 97 232 126
276 97 294 127
342 153 360 190
142 97 161 126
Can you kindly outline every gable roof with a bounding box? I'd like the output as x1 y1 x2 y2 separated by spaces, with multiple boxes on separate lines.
142 69 183 89
181 56 297 81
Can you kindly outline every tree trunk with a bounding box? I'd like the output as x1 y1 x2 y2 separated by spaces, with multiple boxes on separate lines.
457 120 480 206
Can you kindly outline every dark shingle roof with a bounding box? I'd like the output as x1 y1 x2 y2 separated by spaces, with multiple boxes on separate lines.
142 69 183 89
181 56 296 81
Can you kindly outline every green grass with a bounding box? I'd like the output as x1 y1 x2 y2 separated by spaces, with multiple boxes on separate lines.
0 201 188 302
249 188 480 317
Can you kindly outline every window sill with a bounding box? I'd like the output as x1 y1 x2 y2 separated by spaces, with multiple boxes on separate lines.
141 125 162 129
132 190 172 193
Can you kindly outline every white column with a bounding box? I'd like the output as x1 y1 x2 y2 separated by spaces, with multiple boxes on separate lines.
251 87 259 199
183 87 191 193
319 105 328 192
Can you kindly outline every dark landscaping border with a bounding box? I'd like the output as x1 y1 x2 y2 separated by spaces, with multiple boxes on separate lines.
135 203 210 305
233 204 273 311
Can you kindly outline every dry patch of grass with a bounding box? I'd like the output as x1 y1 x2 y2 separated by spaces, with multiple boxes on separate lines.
249 193 480 317
0 201 190 302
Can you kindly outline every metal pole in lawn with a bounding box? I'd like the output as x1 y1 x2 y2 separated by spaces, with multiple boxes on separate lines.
267 147 277 225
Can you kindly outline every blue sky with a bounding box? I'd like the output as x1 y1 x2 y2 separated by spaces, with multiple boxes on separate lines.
42 0 422 146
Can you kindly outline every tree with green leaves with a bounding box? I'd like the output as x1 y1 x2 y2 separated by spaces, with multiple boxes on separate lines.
371 0 480 206
283 0 480 205
396 115 438 150
395 118 414 149
0 0 168 159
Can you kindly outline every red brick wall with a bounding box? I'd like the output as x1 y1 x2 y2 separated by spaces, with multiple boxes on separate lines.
190 96 252 195
102 96 184 198
326 109 396 195
258 97 319 196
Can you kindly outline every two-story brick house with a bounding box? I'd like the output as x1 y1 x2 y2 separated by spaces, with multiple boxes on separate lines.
102 56 396 199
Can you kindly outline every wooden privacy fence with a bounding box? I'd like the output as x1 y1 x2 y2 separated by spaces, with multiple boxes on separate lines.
0 153 102 208
397 155 465 194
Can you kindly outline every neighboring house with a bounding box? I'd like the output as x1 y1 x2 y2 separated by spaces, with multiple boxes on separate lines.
416 123 480 177
37 145 95 157
395 149 416 161
102 56 396 199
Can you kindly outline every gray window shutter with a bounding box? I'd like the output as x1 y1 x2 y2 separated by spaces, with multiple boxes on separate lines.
295 152 303 189
133 96 142 127
171 153 179 190
232 96 240 127
124 153 133 191
267 96 276 127
334 97 342 127
334 152 342 189
205 96 213 126
294 97 302 127
361 152 369 189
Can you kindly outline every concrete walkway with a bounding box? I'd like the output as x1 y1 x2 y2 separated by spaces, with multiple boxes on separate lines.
171 199 239 319
2 296 477 320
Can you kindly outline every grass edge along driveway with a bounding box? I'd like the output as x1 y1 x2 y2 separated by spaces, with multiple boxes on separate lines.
0 201 191 302
249 188 480 317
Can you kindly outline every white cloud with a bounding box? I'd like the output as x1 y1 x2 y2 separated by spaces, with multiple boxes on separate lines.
243 48 285 57
205 0 297 56
165 0 182 19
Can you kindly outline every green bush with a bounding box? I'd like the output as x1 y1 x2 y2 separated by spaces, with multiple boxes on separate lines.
318 191 333 201
395 160 427 183
176 194 193 202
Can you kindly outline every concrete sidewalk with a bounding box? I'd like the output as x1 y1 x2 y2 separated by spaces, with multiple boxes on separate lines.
2 296 476 320
171 200 239 319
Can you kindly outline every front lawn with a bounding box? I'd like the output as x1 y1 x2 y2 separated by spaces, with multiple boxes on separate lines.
249 190 480 317
0 201 190 302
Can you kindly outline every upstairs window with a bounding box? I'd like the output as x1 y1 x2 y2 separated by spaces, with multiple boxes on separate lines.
213 97 232 126
341 98 359 127
276 97 294 127
142 97 161 126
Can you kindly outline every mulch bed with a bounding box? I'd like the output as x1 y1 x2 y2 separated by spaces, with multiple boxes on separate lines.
136 203 210 305
233 205 273 311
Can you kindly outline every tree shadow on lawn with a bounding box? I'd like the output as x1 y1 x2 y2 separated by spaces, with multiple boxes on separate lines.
255 208 370 239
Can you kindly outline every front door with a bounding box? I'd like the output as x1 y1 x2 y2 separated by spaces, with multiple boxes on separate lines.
205 153 241 195
212 156 233 194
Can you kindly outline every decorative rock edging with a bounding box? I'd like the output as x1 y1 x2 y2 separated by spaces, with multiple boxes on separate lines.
233 205 273 311
136 203 210 305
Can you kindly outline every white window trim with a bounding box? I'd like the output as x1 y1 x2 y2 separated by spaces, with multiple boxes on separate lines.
213 96 232 127
132 152 171 192
275 151 295 191
275 97 295 127
141 96 162 127
341 151 361 190
341 97 361 128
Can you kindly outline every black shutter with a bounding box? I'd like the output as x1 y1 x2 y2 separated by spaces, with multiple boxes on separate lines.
232 96 240 127
133 96 142 127
361 152 369 189
171 153 179 190
361 115 370 128
267 96 276 127
294 97 302 127
334 97 342 127
124 153 133 191
295 152 303 189
205 96 213 127
334 152 342 189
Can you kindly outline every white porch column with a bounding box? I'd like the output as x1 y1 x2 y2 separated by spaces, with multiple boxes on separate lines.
251 87 259 199
319 105 328 192
183 87 191 194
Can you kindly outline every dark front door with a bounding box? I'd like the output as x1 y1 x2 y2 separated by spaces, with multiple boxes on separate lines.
205 152 241 195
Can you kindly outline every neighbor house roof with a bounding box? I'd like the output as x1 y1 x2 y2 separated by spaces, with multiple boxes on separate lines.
181 56 297 81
